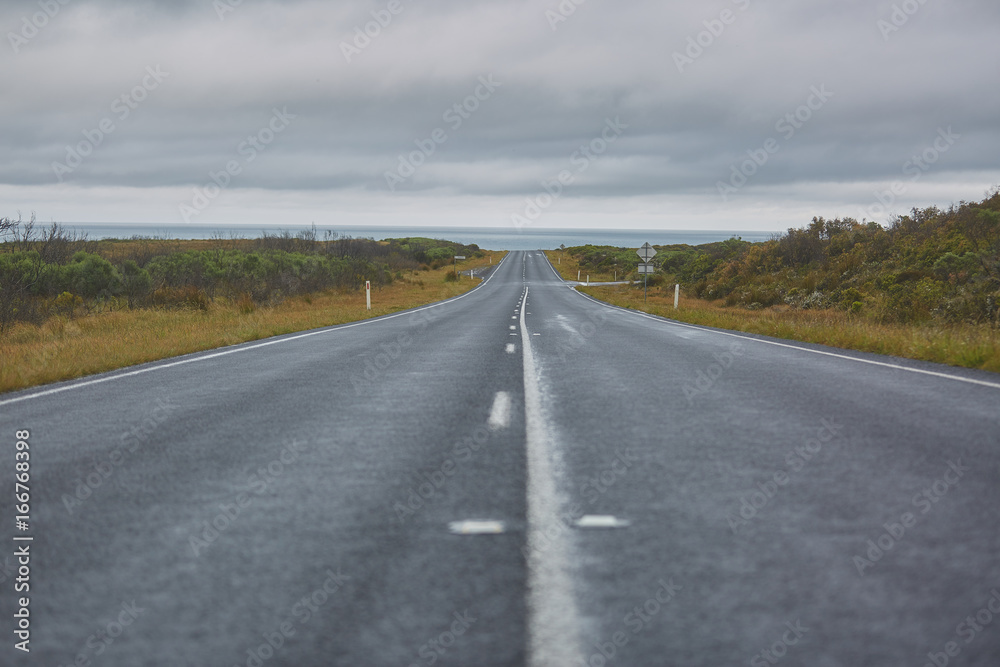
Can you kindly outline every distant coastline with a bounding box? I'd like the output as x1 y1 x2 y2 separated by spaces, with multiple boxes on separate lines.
55 223 775 250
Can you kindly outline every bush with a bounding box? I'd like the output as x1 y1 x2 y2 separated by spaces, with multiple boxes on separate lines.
152 286 209 310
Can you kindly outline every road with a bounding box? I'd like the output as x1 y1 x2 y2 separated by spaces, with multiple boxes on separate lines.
2 250 1000 666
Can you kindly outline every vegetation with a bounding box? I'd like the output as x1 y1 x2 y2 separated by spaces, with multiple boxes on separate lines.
552 189 1000 371
0 216 485 330
0 216 501 392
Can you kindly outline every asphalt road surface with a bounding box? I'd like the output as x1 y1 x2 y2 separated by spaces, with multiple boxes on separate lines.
2 250 1000 667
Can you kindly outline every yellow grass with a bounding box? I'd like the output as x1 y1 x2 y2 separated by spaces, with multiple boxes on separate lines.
580 283 1000 374
543 250 624 283
0 253 505 393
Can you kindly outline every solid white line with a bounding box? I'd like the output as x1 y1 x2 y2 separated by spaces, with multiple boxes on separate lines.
520 286 583 667
0 252 514 407
487 391 512 431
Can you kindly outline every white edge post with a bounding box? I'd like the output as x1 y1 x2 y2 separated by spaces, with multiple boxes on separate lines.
366 280 371 310
674 283 679 309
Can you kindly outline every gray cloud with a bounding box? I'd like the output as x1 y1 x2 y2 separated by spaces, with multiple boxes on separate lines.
1 0 997 229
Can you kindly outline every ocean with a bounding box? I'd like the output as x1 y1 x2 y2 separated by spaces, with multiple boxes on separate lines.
57 223 775 250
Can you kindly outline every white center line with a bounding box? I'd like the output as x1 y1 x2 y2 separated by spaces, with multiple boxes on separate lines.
520 287 583 666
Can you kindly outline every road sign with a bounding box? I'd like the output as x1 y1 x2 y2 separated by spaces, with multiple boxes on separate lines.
637 243 657 303
454 256 466 260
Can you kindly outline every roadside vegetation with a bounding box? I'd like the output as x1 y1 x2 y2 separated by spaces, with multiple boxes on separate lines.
0 216 502 392
551 189 1000 372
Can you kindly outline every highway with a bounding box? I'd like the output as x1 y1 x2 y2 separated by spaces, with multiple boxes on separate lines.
2 250 1000 666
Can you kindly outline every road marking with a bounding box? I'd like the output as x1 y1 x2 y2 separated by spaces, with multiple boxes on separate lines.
569 289 1000 391
505 343 516 354
512 316 517 319
575 515 630 528
510 325 516 330
0 252 515 407
487 391 512 430
449 520 505 535
520 286 584 666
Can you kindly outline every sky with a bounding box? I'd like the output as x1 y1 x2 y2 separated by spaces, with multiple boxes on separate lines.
2 0 999 233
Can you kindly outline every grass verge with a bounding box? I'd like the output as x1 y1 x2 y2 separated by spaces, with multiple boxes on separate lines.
579 283 1000 374
544 250 626 283
0 253 506 394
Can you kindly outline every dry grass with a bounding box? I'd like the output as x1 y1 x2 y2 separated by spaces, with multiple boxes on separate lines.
543 250 624 283
580 283 1000 373
0 253 505 393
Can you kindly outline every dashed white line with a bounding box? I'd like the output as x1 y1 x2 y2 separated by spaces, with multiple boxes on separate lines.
505 343 516 354
487 391 512 430
449 520 505 535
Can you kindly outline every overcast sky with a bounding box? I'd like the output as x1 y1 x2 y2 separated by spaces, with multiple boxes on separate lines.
2 0 999 232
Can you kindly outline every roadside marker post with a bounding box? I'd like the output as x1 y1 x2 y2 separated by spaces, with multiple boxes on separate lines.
674 283 680 309
365 281 371 310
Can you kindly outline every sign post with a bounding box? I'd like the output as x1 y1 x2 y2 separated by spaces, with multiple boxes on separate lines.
365 280 371 310
636 243 657 303
454 255 466 278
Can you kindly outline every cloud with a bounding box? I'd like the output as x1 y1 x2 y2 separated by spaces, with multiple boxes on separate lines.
1 0 997 230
